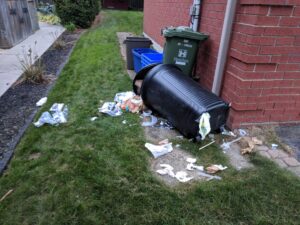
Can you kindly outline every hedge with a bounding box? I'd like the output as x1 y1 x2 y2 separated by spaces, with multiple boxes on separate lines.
53 0 100 28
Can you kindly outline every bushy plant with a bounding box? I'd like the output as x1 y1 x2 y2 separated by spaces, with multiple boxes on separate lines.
53 0 100 28
38 12 61 25
18 43 45 84
65 23 76 32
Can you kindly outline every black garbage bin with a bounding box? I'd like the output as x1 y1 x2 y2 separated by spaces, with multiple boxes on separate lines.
124 37 152 70
133 64 229 138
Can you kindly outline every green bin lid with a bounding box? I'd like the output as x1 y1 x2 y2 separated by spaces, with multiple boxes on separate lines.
163 26 208 41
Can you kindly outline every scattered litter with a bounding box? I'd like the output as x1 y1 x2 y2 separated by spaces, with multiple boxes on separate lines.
221 137 242 151
142 110 152 117
120 95 143 113
186 158 204 171
186 163 204 171
145 142 173 158
221 127 236 137
90 117 98 121
198 171 222 181
186 158 197 164
141 110 158 127
36 97 47 107
238 129 247 137
240 137 263 155
0 189 14 202
51 104 68 124
122 120 127 124
271 143 278 150
156 119 174 129
158 139 169 145
34 103 68 127
142 115 158 127
199 140 215 150
176 135 184 139
99 102 122 117
50 103 64 112
206 164 228 174
34 112 56 127
114 91 135 104
252 137 263 145
156 164 175 177
199 113 211 140
175 144 181 148
175 171 193 183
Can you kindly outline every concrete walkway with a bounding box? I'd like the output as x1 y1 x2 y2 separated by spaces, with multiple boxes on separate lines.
0 22 65 97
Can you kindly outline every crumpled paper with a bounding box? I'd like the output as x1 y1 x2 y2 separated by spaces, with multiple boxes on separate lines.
99 102 122 117
206 164 228 174
145 142 173 158
34 103 68 127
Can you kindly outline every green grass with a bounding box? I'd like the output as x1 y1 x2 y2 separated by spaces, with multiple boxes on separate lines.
0 10 299 225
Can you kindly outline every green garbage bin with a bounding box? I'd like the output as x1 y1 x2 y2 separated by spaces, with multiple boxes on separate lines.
163 26 208 76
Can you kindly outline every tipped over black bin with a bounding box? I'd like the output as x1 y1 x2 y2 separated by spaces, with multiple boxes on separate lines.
133 64 229 138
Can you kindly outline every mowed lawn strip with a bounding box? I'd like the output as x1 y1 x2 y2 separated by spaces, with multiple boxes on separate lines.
0 10 299 225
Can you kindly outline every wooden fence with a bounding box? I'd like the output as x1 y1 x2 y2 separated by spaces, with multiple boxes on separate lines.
0 0 39 49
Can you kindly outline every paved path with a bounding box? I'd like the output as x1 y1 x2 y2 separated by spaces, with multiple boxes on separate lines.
276 125 300 161
0 22 64 97
257 145 300 177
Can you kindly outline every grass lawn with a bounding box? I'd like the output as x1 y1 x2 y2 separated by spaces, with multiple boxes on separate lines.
0 10 299 225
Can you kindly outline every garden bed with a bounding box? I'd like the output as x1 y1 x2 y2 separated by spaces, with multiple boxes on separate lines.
0 31 82 173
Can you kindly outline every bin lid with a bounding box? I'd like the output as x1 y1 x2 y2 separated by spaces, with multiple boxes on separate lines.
163 26 208 41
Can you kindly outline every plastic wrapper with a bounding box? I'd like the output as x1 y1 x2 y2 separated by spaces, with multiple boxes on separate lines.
99 102 122 117
34 103 69 127
145 142 173 158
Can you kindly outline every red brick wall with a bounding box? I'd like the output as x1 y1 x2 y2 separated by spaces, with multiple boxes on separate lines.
222 0 300 128
195 0 227 90
144 0 300 128
143 0 193 46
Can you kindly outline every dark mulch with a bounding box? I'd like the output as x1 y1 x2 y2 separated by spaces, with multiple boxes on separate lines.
0 31 82 173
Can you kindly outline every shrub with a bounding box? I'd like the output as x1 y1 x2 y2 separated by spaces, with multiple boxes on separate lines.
65 23 76 32
38 12 61 25
53 0 100 28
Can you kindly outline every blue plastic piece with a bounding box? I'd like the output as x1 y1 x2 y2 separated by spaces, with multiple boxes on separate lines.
132 48 157 73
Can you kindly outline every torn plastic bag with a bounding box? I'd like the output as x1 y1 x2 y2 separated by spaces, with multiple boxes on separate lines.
133 64 229 138
114 91 135 104
34 112 58 127
50 103 65 112
34 103 69 127
199 112 211 140
52 105 68 124
156 164 175 177
145 143 173 158
99 102 122 117
121 95 143 113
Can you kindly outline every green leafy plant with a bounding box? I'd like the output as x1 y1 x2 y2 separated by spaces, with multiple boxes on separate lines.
65 22 76 32
53 0 100 28
38 12 61 25
18 42 45 84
